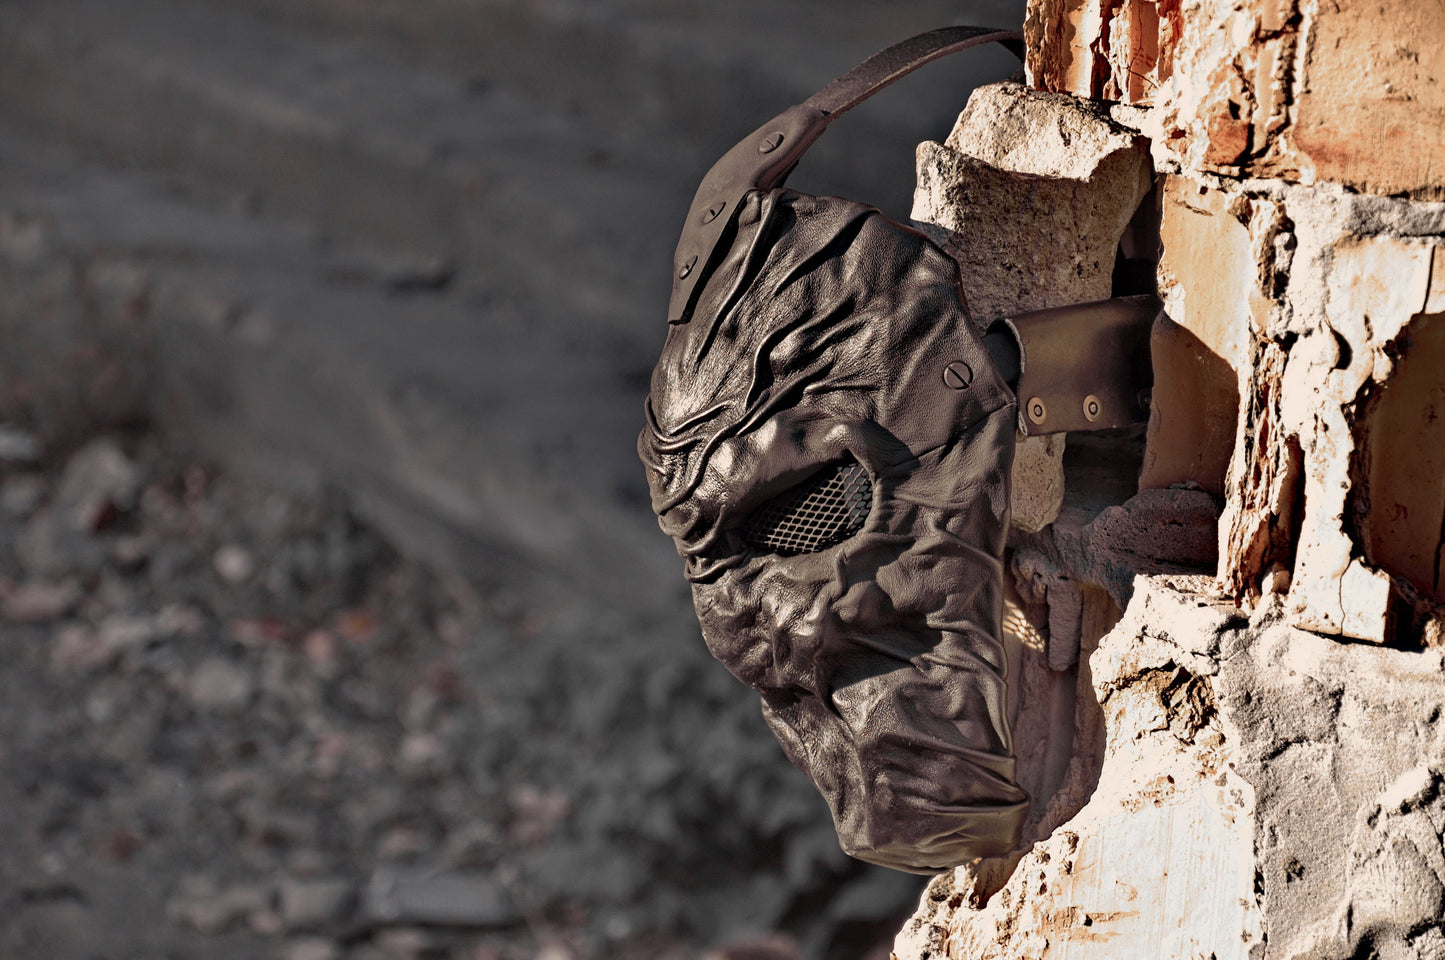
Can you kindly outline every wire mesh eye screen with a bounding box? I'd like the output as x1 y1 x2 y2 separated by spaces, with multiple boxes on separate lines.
741 457 873 556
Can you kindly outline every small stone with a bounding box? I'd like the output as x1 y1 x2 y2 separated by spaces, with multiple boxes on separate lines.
402 688 439 731
189 658 255 712
85 257 150 310
376 826 428 861
3 578 82 622
97 613 156 659
50 623 103 673
396 733 443 778
213 544 256 584
277 875 353 930
372 929 433 959
0 473 45 517
203 767 261 802
108 533 152 570
157 603 206 637
168 881 270 935
0 211 52 262
363 869 518 928
302 629 339 678
53 438 140 533
0 425 39 462
507 786 570 847
279 938 341 960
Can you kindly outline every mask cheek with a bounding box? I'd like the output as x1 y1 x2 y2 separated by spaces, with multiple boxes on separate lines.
691 551 843 693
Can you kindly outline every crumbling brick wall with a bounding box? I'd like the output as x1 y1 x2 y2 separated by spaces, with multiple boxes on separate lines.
895 3 1445 957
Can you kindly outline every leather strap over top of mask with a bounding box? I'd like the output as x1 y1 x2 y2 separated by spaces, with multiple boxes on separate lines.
641 27 1033 874
668 26 1022 325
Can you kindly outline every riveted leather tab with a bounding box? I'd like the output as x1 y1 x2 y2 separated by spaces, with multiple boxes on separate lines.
1010 295 1160 435
669 105 827 323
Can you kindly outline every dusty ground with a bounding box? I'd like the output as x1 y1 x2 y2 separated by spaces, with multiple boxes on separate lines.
0 428 924 960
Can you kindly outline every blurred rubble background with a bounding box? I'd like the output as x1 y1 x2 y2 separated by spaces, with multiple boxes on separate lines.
0 1 1023 957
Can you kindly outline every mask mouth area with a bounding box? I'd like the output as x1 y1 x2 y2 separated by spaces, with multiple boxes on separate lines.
740 455 873 556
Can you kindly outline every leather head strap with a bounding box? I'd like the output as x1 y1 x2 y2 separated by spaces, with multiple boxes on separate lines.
667 26 1023 324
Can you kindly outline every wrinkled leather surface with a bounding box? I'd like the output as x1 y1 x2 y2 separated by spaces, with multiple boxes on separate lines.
639 189 1029 872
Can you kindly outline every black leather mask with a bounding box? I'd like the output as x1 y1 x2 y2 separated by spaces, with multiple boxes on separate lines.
638 27 1031 874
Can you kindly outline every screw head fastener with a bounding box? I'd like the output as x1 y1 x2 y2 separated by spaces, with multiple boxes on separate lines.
759 132 785 154
678 255 698 279
942 361 973 390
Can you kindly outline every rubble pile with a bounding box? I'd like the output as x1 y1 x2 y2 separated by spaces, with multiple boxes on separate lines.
0 432 914 960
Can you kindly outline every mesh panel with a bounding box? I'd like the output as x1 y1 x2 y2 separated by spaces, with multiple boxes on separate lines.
742 457 873 556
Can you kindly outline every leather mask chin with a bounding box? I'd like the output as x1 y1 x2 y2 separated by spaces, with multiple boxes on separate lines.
639 189 1029 873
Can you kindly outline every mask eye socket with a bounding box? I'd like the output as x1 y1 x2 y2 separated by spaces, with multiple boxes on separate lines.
741 456 873 556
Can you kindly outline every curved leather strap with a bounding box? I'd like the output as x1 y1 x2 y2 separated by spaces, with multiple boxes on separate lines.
668 26 1023 324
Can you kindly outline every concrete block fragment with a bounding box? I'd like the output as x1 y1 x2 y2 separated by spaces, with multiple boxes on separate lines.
896 578 1261 960
1219 629 1445 959
1141 176 1263 498
1139 314 1239 496
1084 487 1220 572
911 81 1152 326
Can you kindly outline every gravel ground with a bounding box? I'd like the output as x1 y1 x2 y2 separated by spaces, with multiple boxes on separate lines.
0 429 923 960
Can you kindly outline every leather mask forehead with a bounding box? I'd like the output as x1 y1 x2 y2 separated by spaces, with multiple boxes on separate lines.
640 189 1013 536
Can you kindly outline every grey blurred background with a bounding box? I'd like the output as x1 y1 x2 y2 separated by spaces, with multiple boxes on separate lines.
0 1 1023 957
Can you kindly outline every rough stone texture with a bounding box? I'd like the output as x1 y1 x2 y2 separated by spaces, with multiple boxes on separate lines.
895 578 1445 959
1008 434 1066 534
1222 607 1445 959
1166 177 1445 641
912 81 1152 327
1024 0 1445 201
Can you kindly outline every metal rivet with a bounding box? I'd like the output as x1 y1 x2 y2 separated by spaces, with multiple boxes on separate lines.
678 255 698 280
1027 397 1048 424
942 361 973 390
759 132 785 154
701 201 726 224
1083 394 1102 422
